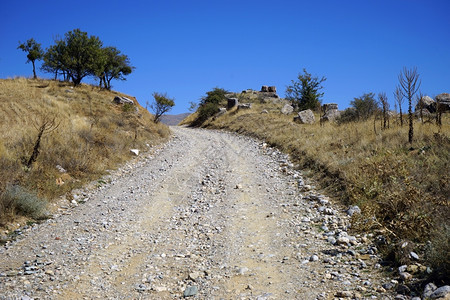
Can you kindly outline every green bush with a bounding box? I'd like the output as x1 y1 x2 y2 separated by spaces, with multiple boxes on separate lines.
192 87 228 126
337 107 358 124
194 102 219 125
0 185 48 221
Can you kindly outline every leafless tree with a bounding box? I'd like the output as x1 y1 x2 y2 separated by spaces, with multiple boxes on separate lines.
398 67 421 144
26 114 60 168
379 92 389 130
394 86 404 126
435 95 442 127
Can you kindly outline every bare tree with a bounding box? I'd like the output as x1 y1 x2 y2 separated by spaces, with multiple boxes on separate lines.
435 95 442 127
398 67 421 144
27 114 60 168
394 86 404 126
379 92 389 130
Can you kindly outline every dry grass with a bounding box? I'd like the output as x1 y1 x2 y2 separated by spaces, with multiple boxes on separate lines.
0 77 170 227
187 94 450 282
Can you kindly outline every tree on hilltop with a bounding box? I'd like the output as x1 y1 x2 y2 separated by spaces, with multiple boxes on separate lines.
286 69 326 111
18 38 44 79
62 29 103 85
96 46 134 90
41 29 103 86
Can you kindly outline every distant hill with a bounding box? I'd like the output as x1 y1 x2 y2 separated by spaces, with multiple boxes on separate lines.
160 113 191 126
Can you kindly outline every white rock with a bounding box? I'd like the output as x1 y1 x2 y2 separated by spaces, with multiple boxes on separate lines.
130 149 140 156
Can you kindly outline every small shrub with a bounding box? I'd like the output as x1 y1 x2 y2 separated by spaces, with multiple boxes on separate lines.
193 102 219 125
122 103 134 113
337 107 358 124
0 185 48 221
426 224 450 283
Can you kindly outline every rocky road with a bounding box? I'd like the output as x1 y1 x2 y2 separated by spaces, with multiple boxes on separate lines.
0 127 393 299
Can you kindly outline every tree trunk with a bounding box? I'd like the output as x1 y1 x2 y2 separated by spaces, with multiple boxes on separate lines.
408 98 413 144
27 126 44 168
32 60 37 79
399 106 403 126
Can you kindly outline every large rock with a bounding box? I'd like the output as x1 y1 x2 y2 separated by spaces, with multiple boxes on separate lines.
113 96 134 105
268 86 277 93
430 285 450 299
215 107 227 117
261 85 269 92
322 103 338 112
281 104 294 115
238 103 252 110
294 109 315 124
415 96 436 113
227 98 238 110
436 93 450 112
321 109 341 123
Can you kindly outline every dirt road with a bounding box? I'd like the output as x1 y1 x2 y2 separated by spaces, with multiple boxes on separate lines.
0 127 390 299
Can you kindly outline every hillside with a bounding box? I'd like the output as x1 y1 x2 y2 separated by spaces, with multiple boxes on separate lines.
182 90 450 285
0 78 170 228
160 113 191 126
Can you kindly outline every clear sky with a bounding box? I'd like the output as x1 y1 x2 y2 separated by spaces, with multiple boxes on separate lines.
1 0 449 114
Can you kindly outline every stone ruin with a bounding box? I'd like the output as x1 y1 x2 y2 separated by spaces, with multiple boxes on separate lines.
260 85 277 93
321 103 341 123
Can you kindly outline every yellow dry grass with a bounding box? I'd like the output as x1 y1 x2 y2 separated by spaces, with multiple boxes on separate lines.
0 78 170 226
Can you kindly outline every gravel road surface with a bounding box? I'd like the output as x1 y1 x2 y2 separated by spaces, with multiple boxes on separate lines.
0 127 392 299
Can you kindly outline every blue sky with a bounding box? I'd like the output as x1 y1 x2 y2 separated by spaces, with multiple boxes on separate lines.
1 0 449 114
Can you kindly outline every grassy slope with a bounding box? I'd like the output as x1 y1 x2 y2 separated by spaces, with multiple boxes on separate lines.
183 94 449 283
0 78 170 227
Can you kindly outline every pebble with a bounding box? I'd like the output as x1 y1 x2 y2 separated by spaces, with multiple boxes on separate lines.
183 285 198 297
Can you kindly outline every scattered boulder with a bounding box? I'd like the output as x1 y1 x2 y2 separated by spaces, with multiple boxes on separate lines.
261 109 269 114
293 109 315 124
423 283 437 299
436 93 450 112
261 85 269 92
215 107 227 117
113 96 134 105
415 96 436 113
238 103 252 110
346 205 361 216
281 104 294 115
130 149 140 156
227 98 238 110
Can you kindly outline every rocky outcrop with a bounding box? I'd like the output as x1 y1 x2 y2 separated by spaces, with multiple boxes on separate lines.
238 103 252 110
415 96 435 113
281 104 294 115
436 93 450 112
227 98 238 110
261 85 269 92
113 96 134 105
294 109 315 124
215 107 227 118
321 103 340 123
